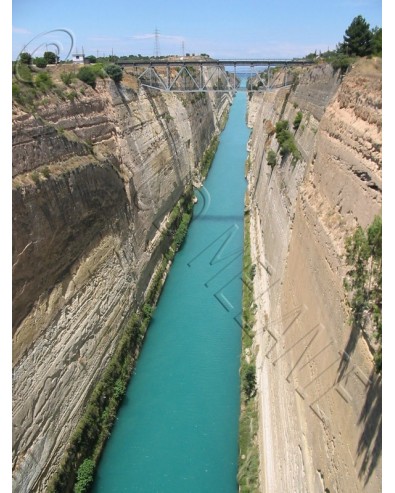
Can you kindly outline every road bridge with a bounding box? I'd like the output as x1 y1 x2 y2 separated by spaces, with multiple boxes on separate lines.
117 58 313 92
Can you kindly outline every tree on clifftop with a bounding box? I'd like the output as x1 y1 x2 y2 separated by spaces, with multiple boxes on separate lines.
19 52 32 65
44 51 58 64
339 15 372 56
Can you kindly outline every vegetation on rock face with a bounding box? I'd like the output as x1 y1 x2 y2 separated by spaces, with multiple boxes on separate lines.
267 149 277 169
35 72 54 92
77 66 97 88
241 363 257 399
200 135 219 179
105 63 123 83
60 71 76 86
293 111 303 130
238 197 260 492
275 120 302 163
74 459 95 493
344 215 382 372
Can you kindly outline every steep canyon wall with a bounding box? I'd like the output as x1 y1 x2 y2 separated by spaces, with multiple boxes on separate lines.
12 71 230 492
247 59 382 492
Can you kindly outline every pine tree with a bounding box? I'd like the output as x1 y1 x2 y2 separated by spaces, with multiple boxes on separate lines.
340 15 373 56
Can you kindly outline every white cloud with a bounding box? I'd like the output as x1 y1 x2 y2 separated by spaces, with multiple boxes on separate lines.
88 36 122 42
12 26 31 35
131 33 185 42
131 34 155 40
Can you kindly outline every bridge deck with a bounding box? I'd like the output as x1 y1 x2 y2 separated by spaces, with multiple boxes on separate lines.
118 59 312 67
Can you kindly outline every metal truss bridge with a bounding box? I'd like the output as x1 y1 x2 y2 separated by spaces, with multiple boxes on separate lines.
117 58 313 93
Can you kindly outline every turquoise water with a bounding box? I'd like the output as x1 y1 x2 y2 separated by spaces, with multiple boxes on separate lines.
92 90 249 493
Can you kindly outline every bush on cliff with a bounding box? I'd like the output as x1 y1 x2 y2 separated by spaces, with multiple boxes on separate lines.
241 363 257 400
293 111 303 130
275 120 301 162
105 63 123 83
60 71 76 86
267 150 277 168
35 72 54 92
344 215 382 372
78 66 97 88
74 459 95 493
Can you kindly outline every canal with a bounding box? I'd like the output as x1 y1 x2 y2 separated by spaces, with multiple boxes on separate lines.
92 88 249 492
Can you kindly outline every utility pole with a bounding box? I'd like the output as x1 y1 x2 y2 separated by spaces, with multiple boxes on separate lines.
182 41 185 57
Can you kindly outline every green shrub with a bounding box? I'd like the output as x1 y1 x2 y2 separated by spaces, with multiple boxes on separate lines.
34 57 47 68
74 459 95 493
77 66 97 88
267 150 277 168
15 62 33 84
330 54 354 73
242 363 256 400
200 135 219 178
12 83 21 100
173 213 191 250
105 63 123 83
60 71 76 86
35 72 54 92
275 120 302 162
90 63 106 78
66 90 78 101
293 111 303 130
142 303 154 320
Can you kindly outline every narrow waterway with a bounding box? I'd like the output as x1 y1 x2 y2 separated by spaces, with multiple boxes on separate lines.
92 89 249 493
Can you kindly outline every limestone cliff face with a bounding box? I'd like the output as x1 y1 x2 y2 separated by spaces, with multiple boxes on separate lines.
12 72 230 492
247 59 381 492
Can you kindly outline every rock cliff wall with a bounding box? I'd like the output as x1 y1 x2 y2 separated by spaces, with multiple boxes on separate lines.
247 59 381 492
12 71 230 492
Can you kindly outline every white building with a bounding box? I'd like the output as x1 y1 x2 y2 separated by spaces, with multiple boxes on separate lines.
72 53 85 64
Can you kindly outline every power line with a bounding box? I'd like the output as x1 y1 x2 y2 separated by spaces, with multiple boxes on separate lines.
154 27 160 57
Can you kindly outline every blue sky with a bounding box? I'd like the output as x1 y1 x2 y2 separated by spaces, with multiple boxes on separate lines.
12 0 382 60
